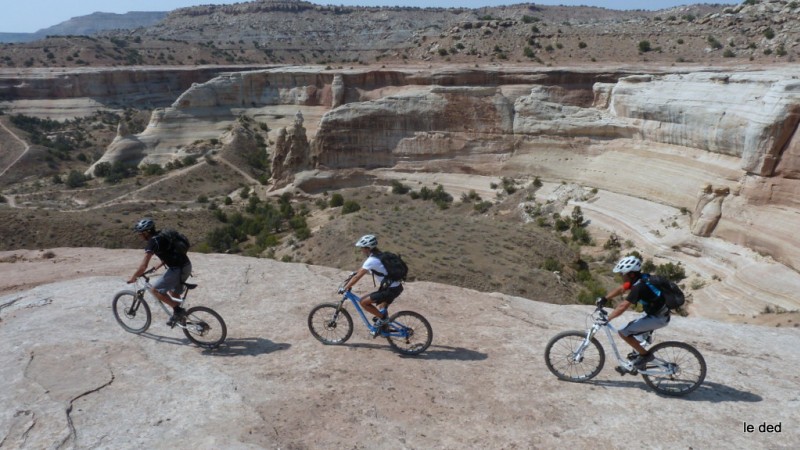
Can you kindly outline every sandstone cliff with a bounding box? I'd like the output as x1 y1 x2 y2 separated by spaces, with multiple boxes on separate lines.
76 65 800 281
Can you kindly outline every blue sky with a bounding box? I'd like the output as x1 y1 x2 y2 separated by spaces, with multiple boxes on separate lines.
2 1 741 33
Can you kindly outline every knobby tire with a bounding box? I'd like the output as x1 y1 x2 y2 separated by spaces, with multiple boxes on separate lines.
308 303 353 345
182 306 227 348
544 330 605 382
641 341 706 396
112 290 151 334
384 311 433 356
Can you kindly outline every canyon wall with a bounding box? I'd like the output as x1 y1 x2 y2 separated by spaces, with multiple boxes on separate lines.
6 65 799 273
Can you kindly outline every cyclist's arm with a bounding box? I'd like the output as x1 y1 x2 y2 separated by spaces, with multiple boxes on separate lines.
342 267 370 291
608 299 632 321
127 252 155 283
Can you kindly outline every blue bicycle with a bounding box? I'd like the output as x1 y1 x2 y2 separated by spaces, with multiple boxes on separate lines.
307 273 433 355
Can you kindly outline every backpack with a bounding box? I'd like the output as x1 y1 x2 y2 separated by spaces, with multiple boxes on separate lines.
157 228 191 260
375 251 409 284
642 274 685 310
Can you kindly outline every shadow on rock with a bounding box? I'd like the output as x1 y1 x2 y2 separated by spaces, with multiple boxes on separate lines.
204 337 291 357
331 342 487 361
414 345 488 361
585 379 762 402
683 381 763 403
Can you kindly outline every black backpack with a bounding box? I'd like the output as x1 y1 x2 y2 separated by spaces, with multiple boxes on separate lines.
157 228 191 259
375 251 409 284
642 274 685 310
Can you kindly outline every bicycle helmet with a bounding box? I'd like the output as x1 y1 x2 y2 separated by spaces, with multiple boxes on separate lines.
133 218 156 233
613 255 642 274
355 234 378 249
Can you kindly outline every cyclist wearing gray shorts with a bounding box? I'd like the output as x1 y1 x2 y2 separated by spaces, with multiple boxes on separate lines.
128 218 192 327
595 255 670 370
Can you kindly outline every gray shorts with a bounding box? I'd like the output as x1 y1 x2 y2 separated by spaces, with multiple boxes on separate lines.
153 263 192 295
620 312 670 337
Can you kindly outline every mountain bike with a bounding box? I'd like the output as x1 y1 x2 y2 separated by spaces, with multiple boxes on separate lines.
307 273 433 355
544 305 706 396
112 267 227 348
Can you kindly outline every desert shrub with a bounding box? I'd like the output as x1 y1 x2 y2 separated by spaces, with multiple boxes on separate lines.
707 36 723 50
341 200 361 214
578 41 587 49
763 27 775 40
723 49 736 58
391 180 410 194
554 217 570 232
654 262 687 282
542 257 562 272
501 177 517 194
65 170 87 188
461 190 481 202
474 201 492 213
524 47 535 58
638 40 652 52
329 193 344 207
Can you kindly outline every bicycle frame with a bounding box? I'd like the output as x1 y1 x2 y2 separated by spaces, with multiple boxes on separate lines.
132 270 192 326
580 308 675 376
338 290 393 336
333 272 411 339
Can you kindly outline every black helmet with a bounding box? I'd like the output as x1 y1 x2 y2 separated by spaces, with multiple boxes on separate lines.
133 218 156 233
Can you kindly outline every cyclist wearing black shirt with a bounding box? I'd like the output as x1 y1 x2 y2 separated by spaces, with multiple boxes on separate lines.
128 218 192 327
596 255 670 370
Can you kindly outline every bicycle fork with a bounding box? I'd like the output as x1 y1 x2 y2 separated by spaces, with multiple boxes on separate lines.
127 290 146 316
572 325 599 362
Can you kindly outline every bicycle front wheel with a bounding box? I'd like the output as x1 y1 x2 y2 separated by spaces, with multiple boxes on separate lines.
308 303 353 345
641 341 706 396
544 330 605 382
112 290 151 334
385 311 432 355
182 306 227 348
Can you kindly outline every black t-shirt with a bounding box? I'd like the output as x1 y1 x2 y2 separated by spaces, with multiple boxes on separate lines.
146 234 190 268
626 276 666 315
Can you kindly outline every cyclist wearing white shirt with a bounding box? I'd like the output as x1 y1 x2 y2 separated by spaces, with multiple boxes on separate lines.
340 234 404 329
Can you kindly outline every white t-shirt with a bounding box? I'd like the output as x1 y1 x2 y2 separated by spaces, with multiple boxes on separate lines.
362 255 401 288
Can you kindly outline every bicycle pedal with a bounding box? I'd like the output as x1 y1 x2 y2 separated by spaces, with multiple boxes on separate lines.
614 366 628 376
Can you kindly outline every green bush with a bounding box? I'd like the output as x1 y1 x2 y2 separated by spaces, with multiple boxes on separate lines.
65 170 87 188
341 200 361 214
638 40 652 52
329 193 344 207
474 201 492 213
542 257 562 272
391 180 410 194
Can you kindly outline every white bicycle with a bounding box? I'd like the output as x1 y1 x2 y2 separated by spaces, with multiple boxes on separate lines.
112 267 227 348
544 305 706 396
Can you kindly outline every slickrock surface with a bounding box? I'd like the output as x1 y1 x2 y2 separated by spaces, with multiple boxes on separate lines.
1 249 798 449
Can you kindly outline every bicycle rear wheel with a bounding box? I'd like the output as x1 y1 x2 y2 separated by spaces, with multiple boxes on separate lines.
112 290 151 334
385 311 432 355
544 330 605 382
641 341 706 396
182 306 227 348
308 303 353 345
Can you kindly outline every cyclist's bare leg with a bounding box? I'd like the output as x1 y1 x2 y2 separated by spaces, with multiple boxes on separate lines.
360 296 385 319
620 332 648 355
149 287 180 309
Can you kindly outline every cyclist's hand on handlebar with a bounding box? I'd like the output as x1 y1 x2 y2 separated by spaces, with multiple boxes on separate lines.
337 287 345 294
595 296 608 308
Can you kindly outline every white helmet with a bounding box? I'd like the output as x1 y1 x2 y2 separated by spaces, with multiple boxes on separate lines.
355 234 378 249
613 255 642 273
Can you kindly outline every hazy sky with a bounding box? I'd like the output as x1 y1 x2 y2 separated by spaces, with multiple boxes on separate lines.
2 0 741 33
